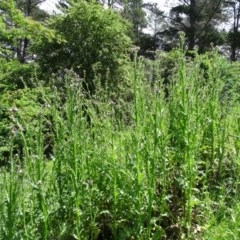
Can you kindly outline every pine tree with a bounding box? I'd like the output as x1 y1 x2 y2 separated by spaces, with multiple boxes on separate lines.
225 0 240 61
121 0 147 44
161 0 226 52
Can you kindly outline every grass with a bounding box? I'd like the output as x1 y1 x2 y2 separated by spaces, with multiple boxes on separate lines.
203 202 240 240
0 44 240 239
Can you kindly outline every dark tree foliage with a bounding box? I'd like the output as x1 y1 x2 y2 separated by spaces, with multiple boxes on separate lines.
160 0 226 52
15 0 48 19
225 0 240 61
136 3 164 55
121 0 147 44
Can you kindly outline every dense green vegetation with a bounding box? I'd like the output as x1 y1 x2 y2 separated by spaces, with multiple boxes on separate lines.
1 0 240 239
1 40 240 239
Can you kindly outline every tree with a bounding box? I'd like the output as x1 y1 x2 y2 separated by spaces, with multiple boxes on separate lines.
145 3 164 50
121 0 147 44
225 0 240 61
15 0 48 19
0 0 55 90
130 3 165 57
35 1 132 94
161 0 226 52
15 0 49 62
58 0 148 48
0 0 50 63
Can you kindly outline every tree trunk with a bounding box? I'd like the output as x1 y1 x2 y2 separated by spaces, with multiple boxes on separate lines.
230 1 240 61
188 0 196 50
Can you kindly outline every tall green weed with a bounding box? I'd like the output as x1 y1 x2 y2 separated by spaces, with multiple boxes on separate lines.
0 43 240 239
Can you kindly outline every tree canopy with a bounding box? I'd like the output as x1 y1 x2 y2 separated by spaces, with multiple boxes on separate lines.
35 1 132 93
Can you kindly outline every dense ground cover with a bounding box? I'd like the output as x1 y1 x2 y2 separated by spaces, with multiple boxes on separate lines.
0 45 240 239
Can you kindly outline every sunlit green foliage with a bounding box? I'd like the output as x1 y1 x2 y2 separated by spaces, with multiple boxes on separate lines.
0 0 55 63
0 1 240 239
35 1 132 94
